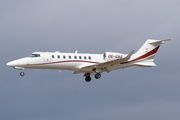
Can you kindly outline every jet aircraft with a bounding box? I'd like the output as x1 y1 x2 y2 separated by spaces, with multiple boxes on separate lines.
7 39 170 82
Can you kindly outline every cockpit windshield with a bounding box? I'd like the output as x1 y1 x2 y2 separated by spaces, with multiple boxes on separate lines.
28 54 40 57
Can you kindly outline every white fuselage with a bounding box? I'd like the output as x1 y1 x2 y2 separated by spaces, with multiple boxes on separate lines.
7 52 128 73
7 39 170 82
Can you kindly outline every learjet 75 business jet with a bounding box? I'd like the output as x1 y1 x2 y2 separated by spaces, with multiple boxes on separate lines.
7 39 170 82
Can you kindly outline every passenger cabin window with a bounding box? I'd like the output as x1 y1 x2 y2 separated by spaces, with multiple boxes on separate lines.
69 56 71 59
79 56 82 59
29 54 40 57
52 55 54 58
63 55 66 59
58 55 60 59
74 56 77 59
84 56 87 59
89 56 91 60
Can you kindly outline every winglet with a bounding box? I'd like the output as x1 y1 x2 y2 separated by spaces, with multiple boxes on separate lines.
126 50 135 59
120 50 135 62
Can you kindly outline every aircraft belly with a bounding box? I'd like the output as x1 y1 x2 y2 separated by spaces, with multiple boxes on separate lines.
42 63 77 70
33 62 84 70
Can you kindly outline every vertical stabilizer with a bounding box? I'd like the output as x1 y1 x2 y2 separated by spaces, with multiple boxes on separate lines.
133 39 171 60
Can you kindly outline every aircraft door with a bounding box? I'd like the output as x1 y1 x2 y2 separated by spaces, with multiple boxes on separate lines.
43 52 51 62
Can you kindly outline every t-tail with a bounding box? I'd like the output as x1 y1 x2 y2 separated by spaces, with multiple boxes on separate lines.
129 39 171 67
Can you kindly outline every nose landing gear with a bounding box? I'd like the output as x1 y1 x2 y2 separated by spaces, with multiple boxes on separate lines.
20 71 25 77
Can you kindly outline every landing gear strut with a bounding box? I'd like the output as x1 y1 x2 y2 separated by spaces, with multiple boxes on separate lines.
84 73 91 82
20 71 25 77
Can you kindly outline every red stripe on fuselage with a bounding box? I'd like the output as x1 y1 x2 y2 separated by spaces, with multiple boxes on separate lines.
121 46 160 64
30 60 100 66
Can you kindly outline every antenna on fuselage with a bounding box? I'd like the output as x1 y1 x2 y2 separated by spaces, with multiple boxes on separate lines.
75 50 78 54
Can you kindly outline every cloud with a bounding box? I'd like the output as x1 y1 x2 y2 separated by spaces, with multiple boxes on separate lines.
0 0 179 120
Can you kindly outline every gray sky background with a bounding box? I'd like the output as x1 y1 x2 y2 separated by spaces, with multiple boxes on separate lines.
0 0 180 120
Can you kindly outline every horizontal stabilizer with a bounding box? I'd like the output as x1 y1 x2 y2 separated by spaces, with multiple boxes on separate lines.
133 59 156 67
148 39 171 45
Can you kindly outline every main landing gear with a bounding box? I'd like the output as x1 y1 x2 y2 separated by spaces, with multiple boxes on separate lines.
95 72 101 79
84 72 101 82
85 73 91 82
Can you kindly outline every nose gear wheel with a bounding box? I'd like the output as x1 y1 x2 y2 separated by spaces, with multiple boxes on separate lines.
20 71 25 77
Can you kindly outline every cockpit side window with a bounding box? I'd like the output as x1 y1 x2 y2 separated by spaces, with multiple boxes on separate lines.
29 54 40 57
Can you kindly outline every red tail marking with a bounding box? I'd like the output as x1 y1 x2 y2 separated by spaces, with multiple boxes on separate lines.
121 46 160 64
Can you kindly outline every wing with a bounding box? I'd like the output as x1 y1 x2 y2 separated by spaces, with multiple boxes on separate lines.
73 50 135 74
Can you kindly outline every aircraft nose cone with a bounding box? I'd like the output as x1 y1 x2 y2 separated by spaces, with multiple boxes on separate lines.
6 62 11 66
7 61 14 67
7 58 27 67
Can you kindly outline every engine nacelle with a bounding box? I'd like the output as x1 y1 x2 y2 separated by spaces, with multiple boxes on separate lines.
103 52 125 60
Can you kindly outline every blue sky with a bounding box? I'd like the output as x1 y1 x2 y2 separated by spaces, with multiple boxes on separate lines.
0 0 179 120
